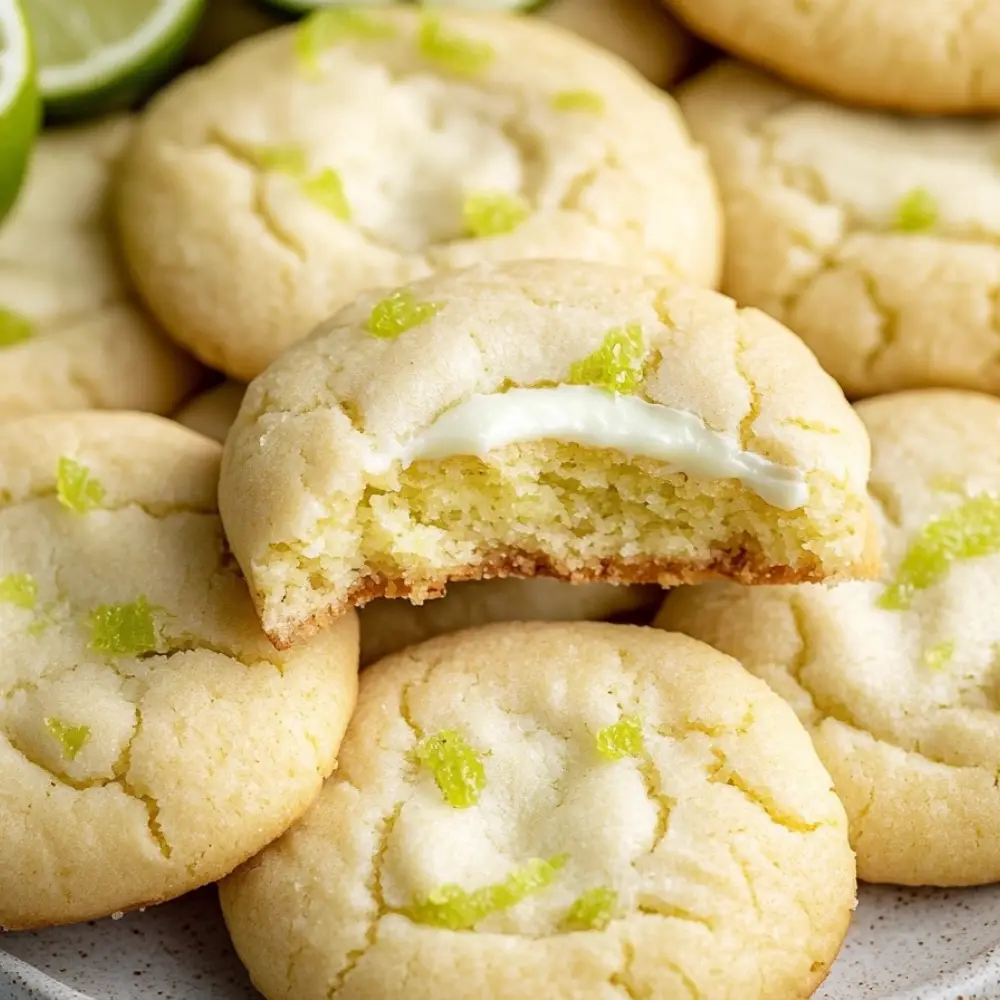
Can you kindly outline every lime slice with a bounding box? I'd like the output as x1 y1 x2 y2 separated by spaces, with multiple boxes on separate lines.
0 0 39 222
262 0 542 15
22 0 206 119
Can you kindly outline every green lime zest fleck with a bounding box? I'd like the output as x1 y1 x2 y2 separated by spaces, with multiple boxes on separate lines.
462 191 530 238
418 14 494 76
922 640 955 670
88 596 160 656
56 457 106 514
295 8 397 75
44 718 91 761
551 89 605 114
595 714 644 760
300 168 351 220
413 729 487 808
568 324 646 395
894 188 938 233
879 493 1000 610
405 855 568 930
365 290 444 339
0 306 34 348
0 572 36 609
562 886 617 931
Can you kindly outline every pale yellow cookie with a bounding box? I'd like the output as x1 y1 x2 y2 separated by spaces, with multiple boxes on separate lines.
117 6 720 381
174 380 246 443
0 118 201 422
359 578 660 665
665 0 1000 113
678 61 1000 400
221 622 855 1000
220 260 877 648
0 412 359 929
540 0 694 87
658 389 1000 886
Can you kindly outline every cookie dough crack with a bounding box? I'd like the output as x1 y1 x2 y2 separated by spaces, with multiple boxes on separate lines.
204 131 306 261
733 330 761 450
326 800 402 998
147 634 285 675
0 489 217 517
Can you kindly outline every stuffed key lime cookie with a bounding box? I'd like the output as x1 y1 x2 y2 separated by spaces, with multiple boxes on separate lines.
664 0 1000 113
0 412 359 930
658 390 1000 886
220 260 877 648
0 117 200 421
220 622 855 1000
359 578 660 665
117 6 720 381
679 62 1000 400
174 380 246 443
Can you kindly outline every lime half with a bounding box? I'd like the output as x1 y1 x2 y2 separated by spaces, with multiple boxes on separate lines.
22 0 206 118
262 0 542 15
0 0 39 223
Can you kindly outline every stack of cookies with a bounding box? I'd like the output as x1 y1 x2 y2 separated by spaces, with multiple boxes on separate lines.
3 2 999 999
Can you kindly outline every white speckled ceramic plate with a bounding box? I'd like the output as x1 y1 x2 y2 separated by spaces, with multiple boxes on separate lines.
2 883 1000 999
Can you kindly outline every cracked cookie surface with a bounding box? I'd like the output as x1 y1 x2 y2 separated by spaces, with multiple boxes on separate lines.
679 62 1000 400
0 118 201 422
665 0 1000 113
219 259 877 647
220 621 855 1000
657 389 1000 886
0 412 360 930
116 6 719 381
358 578 661 666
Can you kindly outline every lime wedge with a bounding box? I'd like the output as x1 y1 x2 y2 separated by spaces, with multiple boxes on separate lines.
0 0 39 223
22 0 206 118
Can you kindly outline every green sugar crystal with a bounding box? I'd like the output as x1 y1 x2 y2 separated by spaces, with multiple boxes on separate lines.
44 717 91 761
300 168 351 220
295 8 397 74
418 14 494 77
568 324 646 395
365 289 444 339
56 457 105 514
922 640 955 670
562 886 617 931
0 572 37 609
595 715 644 760
0 306 34 348
413 729 486 808
894 188 938 233
551 89 605 114
879 493 1000 610
405 855 567 930
462 191 530 238
88 596 159 656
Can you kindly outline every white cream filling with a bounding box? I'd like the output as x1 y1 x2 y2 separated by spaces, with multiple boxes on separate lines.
363 385 809 511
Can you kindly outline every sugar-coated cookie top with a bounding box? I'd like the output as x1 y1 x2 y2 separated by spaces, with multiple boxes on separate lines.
658 389 1000 883
666 0 1000 113
118 6 719 379
0 412 359 928
0 119 199 420
221 622 853 1000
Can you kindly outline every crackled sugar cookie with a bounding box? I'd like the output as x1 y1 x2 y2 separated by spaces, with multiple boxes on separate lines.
220 260 877 648
359 578 660 665
0 413 359 930
665 0 1000 113
174 380 246 443
117 6 720 381
0 118 200 422
679 62 1000 400
221 622 855 1000
659 389 1000 886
